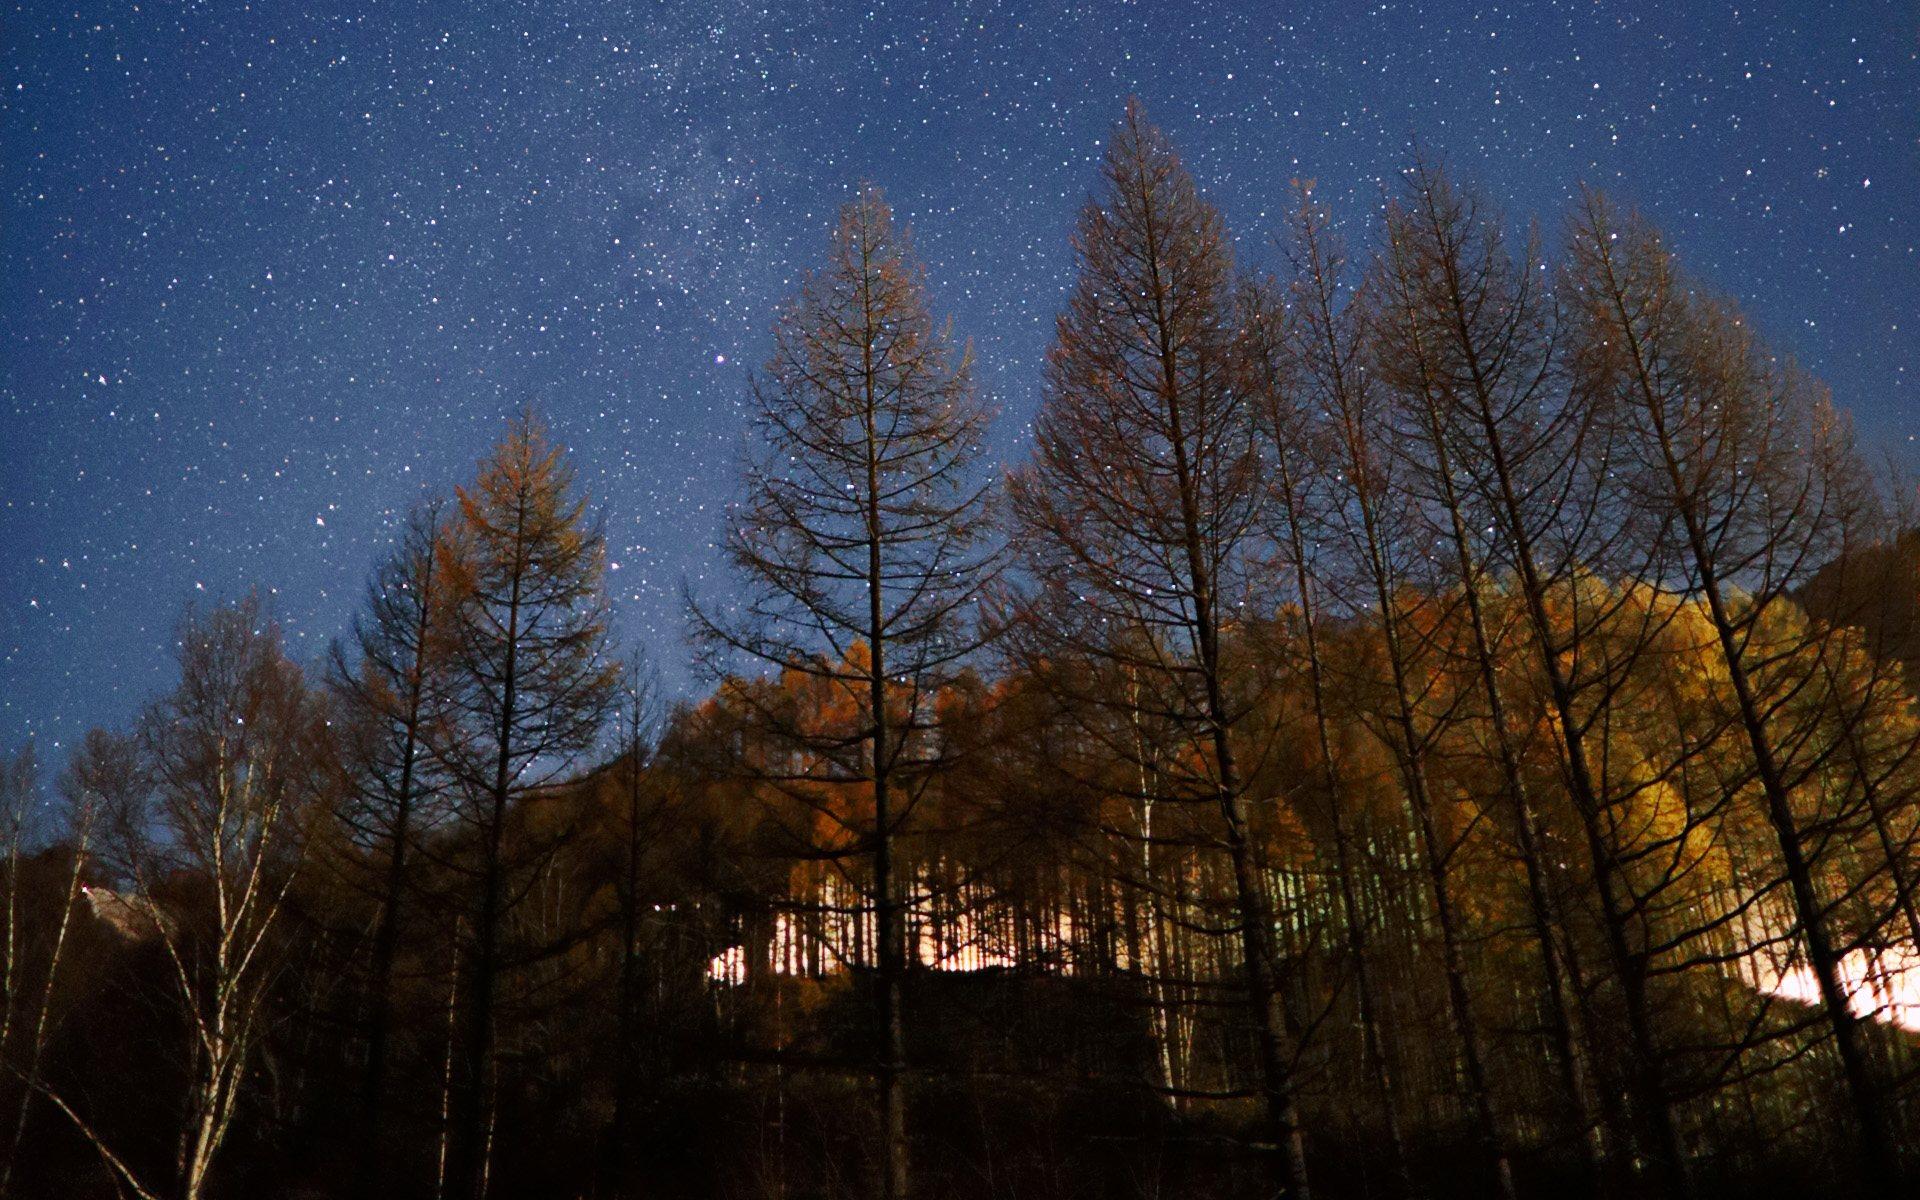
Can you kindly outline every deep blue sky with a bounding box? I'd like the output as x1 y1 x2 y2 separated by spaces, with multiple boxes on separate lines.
4 0 1916 753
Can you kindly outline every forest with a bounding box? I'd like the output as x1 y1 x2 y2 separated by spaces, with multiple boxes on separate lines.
3 103 1917 1200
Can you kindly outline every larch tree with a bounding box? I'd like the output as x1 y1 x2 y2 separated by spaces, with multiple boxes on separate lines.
1798 526 1920 967
1369 164 1646 1192
1003 102 1312 1200
600 660 668 1197
693 185 1000 1200
328 496 452 1197
1565 192 1900 1190
434 413 620 1200
1240 208 1413 1198
1277 175 1513 1200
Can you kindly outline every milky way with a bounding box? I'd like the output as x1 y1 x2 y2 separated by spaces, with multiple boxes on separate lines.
4 0 1915 752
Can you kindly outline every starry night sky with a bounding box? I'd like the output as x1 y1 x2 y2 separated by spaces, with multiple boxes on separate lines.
3 0 1915 754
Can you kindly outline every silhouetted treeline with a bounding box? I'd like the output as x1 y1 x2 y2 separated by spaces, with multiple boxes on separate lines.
4 104 1918 1200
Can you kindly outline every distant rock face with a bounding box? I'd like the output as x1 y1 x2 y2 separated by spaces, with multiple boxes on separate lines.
81 885 166 942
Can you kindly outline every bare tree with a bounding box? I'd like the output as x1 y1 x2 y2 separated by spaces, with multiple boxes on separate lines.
0 741 37 1116
29 597 328 1200
0 734 118 1200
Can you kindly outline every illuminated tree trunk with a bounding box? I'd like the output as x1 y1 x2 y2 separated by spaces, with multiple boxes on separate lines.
0 744 96 1200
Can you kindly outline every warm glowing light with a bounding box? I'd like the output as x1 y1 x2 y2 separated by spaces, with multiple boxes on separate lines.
1745 943 1920 1033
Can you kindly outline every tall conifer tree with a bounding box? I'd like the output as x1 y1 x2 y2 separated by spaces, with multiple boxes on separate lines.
436 414 619 1200
695 186 1000 1200
1005 102 1313 1200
